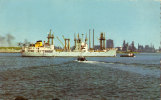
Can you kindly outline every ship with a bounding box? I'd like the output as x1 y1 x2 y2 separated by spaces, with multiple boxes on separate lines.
21 29 117 57
120 53 135 57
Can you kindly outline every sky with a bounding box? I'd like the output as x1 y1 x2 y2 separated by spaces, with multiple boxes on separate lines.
0 0 160 48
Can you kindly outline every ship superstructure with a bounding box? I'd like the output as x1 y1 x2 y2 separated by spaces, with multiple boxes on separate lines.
21 29 117 57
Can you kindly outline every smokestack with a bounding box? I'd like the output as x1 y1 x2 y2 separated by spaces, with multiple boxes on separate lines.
93 29 94 49
103 32 105 49
89 29 91 49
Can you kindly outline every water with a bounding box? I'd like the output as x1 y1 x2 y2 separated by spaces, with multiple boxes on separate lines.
0 53 160 100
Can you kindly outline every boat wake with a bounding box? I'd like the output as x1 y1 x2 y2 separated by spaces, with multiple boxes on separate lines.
73 60 99 64
78 60 160 78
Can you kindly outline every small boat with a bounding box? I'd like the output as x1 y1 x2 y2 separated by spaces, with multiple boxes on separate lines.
77 56 87 61
120 53 135 57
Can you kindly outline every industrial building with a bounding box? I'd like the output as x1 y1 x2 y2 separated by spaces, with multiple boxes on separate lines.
106 39 114 48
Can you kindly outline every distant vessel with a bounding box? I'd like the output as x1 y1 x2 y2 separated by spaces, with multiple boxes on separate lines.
120 53 135 57
21 29 117 57
77 56 87 61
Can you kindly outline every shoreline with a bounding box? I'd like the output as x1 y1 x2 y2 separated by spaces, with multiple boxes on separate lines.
0 51 160 54
0 50 21 53
0 52 20 53
0 47 21 53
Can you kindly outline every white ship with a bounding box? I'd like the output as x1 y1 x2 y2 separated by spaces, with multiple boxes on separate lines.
21 29 117 57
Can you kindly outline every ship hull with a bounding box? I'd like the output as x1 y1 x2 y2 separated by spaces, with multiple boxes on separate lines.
22 49 117 57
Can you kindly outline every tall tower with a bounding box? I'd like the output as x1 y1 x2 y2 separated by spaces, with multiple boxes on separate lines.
89 29 91 49
160 32 161 49
93 29 94 49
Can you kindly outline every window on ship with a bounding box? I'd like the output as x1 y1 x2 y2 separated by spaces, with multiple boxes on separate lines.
45 50 53 53
29 50 34 52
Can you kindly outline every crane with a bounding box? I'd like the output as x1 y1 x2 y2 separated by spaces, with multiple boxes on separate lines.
62 35 65 40
56 36 64 48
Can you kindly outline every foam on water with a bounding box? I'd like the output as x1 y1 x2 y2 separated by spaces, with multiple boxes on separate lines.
83 60 160 78
74 60 99 64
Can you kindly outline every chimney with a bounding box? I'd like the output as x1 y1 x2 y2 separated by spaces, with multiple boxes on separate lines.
93 29 94 49
89 29 91 49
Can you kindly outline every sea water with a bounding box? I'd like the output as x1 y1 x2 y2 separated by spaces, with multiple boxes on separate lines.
0 53 160 100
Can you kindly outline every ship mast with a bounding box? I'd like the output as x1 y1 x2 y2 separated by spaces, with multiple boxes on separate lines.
47 29 54 45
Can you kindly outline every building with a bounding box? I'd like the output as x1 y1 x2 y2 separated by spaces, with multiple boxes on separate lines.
159 46 161 52
144 45 155 52
106 39 114 48
128 41 136 52
138 44 144 52
137 44 155 53
122 40 128 51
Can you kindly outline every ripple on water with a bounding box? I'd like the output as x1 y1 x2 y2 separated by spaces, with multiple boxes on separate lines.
0 53 160 100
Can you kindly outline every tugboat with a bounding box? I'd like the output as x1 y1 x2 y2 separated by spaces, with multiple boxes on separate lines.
77 56 87 61
120 53 135 57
